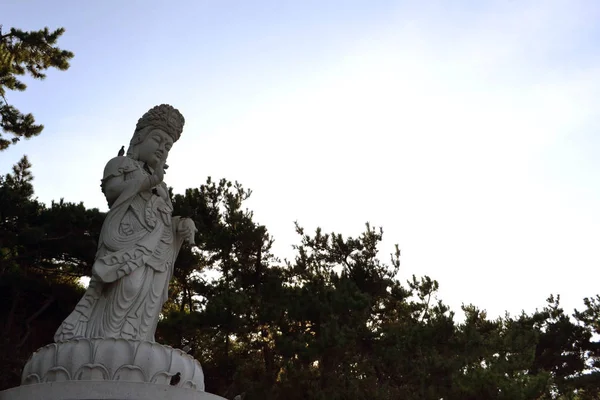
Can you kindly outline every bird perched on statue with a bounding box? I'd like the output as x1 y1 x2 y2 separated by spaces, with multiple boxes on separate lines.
117 145 125 156
170 372 181 386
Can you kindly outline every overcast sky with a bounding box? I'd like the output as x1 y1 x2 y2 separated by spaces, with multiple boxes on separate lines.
3 0 600 320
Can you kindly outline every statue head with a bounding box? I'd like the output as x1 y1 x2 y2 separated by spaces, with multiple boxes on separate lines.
127 104 185 169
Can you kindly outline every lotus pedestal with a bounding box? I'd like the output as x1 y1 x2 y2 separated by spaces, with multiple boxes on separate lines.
0 338 225 400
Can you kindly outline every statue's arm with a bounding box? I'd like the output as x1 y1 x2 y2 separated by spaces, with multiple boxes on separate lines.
101 157 163 208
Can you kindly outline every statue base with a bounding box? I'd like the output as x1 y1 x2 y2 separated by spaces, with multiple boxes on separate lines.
0 381 226 400
20 338 204 391
0 338 218 399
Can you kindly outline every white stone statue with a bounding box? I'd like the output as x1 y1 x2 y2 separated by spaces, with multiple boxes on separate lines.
54 104 197 343
0 105 226 399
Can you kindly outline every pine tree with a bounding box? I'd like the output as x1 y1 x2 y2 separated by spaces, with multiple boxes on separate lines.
0 25 74 150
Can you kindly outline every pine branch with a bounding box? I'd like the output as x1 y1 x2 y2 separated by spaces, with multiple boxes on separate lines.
0 26 73 150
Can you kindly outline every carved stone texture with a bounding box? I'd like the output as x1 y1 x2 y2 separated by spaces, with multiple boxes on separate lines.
21 338 205 392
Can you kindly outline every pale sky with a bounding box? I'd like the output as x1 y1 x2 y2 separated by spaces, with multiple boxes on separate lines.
3 0 600 320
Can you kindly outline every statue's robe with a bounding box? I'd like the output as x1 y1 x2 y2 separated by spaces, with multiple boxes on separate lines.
54 156 184 342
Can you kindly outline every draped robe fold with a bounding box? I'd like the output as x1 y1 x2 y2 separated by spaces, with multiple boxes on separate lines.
54 156 184 342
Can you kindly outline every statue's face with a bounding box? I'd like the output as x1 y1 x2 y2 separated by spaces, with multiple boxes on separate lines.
136 128 173 169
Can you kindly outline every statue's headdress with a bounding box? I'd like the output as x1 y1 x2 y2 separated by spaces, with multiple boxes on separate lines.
134 104 185 142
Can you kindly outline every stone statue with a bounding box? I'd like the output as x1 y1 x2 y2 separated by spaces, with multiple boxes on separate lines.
54 104 197 343
0 105 225 399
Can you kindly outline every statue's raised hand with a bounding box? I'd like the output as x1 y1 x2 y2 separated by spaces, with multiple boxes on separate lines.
153 160 166 183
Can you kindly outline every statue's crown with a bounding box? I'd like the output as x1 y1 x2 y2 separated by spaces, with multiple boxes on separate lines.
135 104 185 142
